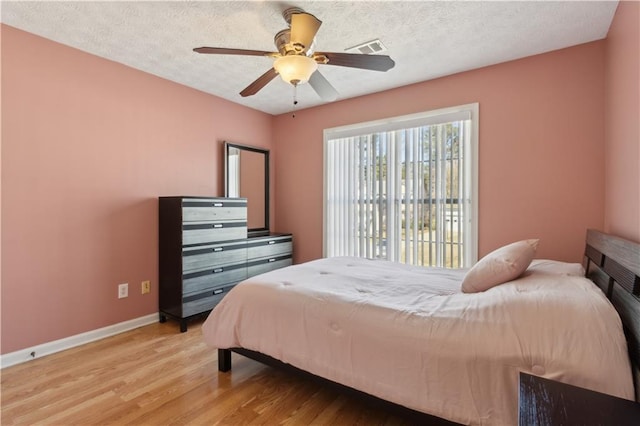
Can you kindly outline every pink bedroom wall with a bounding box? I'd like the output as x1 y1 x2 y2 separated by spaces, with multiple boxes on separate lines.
604 1 640 243
274 41 606 264
1 25 273 354
0 26 3 347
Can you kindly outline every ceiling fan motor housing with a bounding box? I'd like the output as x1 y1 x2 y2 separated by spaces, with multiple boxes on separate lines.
275 29 315 56
274 29 294 56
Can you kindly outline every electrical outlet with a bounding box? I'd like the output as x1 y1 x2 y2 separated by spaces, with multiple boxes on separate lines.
118 283 128 299
141 280 150 294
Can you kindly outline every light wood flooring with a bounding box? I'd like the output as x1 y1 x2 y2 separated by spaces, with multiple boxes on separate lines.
1 318 411 425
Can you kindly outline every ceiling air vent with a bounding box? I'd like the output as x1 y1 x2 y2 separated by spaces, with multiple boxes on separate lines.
345 39 387 54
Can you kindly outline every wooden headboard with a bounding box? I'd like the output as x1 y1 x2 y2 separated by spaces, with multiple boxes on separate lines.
584 229 640 401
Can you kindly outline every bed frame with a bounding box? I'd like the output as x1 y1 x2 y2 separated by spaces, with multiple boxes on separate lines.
584 229 640 401
217 229 640 420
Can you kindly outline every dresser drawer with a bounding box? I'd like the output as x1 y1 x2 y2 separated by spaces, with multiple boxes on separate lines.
182 284 235 317
247 256 292 277
247 237 293 260
183 240 247 272
183 263 247 294
183 221 247 245
182 198 247 222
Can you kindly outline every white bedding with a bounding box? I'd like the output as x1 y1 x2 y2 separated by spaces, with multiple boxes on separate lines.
202 257 634 425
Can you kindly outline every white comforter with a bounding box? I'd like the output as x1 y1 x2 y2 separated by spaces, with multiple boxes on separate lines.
202 257 634 425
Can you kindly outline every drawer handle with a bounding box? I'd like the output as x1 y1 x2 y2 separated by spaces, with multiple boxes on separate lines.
213 268 224 273
213 288 223 295
213 247 224 252
213 224 223 228
213 203 223 207
269 258 276 263
268 240 276 245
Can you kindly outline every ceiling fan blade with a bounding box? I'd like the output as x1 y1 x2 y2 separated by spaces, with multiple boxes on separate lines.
317 52 395 72
240 68 278 97
194 47 275 57
309 71 338 102
290 12 322 53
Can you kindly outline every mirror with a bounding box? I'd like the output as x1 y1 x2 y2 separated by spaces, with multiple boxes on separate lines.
224 142 270 236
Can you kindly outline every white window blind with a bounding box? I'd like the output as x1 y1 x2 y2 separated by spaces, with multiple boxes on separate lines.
323 104 478 268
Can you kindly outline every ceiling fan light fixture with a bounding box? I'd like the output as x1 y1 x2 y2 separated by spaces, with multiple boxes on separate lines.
273 55 318 85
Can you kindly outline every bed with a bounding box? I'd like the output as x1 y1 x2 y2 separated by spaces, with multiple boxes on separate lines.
201 230 640 425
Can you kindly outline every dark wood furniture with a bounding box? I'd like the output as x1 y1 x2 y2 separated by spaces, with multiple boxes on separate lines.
159 196 248 332
584 229 640 401
159 196 293 332
247 233 293 276
519 372 640 425
217 229 640 422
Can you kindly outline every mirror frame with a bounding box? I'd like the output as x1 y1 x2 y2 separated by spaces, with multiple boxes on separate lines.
224 141 270 236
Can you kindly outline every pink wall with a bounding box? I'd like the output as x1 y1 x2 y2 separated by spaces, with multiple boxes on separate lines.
0 27 3 347
604 1 640 242
1 25 273 354
274 42 606 264
2 4 637 356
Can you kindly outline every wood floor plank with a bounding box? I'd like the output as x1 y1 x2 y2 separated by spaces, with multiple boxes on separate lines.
1 319 410 425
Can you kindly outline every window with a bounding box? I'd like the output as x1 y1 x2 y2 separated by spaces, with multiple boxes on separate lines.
323 103 478 268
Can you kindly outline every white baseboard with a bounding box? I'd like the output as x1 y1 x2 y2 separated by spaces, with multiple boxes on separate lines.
0 313 159 369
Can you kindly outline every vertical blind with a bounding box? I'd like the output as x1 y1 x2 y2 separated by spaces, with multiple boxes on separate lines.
324 106 476 268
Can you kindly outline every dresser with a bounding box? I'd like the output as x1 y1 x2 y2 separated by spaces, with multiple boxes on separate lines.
158 196 293 332
247 233 293 277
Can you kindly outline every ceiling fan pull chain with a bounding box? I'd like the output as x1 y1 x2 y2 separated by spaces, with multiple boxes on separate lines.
292 84 299 118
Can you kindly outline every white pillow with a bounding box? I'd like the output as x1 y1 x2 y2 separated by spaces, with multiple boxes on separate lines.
527 259 585 276
461 239 539 293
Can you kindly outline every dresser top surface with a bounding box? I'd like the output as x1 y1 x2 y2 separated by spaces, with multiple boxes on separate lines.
248 232 292 239
159 196 247 200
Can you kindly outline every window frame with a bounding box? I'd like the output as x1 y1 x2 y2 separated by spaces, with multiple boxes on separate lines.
322 103 479 267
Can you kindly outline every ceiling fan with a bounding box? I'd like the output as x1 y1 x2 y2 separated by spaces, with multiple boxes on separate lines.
193 7 395 102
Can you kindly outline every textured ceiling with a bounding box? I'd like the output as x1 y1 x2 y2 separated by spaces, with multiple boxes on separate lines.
1 1 618 115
